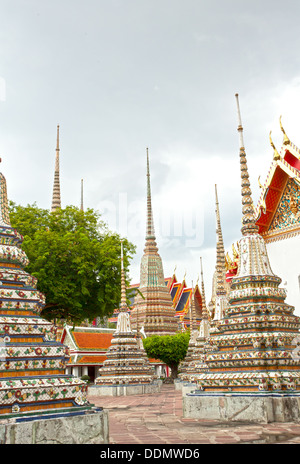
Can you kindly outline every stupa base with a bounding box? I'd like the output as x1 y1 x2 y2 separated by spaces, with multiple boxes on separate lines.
183 390 300 423
0 406 109 444
89 380 162 397
174 378 197 394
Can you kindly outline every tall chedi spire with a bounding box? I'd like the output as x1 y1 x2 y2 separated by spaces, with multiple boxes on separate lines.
95 241 156 389
183 95 300 423
131 149 178 337
51 125 61 212
145 148 158 253
0 161 92 419
212 184 228 321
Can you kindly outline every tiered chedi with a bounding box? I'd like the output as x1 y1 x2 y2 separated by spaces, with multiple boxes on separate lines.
131 149 178 337
0 171 89 417
95 241 155 385
195 95 300 393
180 258 210 381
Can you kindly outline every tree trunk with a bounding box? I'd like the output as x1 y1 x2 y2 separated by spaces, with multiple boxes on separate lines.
169 363 178 381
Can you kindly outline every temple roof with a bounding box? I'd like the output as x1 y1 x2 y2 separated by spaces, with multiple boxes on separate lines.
61 326 114 352
255 119 300 241
108 274 204 326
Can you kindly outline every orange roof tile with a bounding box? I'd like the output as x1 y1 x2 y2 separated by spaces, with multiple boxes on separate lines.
72 332 113 350
148 358 163 363
76 355 107 364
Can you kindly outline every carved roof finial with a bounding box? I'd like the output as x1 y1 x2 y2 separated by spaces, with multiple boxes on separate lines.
269 130 280 160
279 115 290 146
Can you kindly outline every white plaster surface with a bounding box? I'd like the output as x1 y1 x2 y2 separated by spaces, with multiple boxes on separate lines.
266 235 300 315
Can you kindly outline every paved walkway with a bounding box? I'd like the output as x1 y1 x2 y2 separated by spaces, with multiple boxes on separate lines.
88 384 300 444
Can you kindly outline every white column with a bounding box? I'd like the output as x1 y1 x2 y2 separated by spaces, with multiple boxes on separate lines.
72 366 79 377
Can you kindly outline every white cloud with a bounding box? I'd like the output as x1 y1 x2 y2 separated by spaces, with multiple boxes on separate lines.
1 1 300 303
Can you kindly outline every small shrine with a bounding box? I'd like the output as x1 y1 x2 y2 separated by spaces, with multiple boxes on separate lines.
60 325 115 382
92 241 160 395
183 95 300 423
0 164 108 443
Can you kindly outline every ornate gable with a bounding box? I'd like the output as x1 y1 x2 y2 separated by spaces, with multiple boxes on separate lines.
256 118 300 243
268 178 300 236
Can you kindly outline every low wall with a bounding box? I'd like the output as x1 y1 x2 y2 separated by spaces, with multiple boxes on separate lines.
88 381 162 397
183 391 300 423
0 407 109 444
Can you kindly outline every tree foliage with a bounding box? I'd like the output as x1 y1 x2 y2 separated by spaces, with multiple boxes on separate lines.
9 202 136 325
142 332 190 380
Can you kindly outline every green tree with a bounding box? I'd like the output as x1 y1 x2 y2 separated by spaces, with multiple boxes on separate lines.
142 332 190 380
9 202 135 325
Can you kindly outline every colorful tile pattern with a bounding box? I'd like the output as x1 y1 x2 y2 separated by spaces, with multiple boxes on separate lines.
187 103 300 394
269 178 300 233
0 171 90 418
95 241 156 385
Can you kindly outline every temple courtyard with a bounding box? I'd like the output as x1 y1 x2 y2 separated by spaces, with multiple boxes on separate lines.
88 383 300 444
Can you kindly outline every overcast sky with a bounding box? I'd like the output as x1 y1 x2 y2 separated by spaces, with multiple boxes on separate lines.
1 0 300 296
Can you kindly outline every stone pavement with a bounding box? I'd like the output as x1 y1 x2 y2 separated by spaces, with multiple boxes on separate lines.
88 384 300 444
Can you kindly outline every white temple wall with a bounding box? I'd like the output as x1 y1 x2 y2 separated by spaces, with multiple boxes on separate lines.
266 235 300 315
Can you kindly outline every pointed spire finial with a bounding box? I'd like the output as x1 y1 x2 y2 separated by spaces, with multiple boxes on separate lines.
235 94 259 236
215 184 221 229
145 148 157 251
189 279 197 335
235 93 245 149
51 124 62 212
214 185 227 296
120 240 127 311
200 257 209 320
146 148 155 239
56 125 60 151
